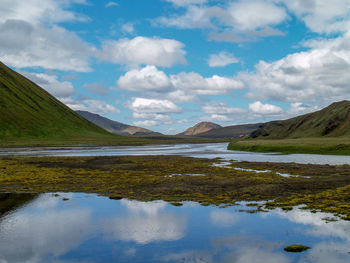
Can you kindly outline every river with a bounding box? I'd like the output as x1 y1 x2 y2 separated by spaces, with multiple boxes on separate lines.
1 142 350 165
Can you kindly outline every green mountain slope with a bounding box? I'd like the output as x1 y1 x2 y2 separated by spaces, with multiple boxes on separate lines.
0 62 142 145
251 101 350 139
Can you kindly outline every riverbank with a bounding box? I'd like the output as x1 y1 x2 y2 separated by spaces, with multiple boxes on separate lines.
228 137 350 155
1 155 350 220
0 135 228 147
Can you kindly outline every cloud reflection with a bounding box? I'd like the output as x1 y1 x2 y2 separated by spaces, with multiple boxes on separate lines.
0 196 94 263
101 199 187 244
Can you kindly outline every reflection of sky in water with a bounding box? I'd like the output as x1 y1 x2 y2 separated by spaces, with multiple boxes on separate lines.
0 193 350 263
1 143 350 165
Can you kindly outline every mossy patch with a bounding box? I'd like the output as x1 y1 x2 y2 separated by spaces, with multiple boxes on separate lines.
0 155 350 219
284 245 311 252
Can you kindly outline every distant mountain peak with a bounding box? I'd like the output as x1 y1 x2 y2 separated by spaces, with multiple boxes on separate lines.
178 122 222 136
76 110 158 136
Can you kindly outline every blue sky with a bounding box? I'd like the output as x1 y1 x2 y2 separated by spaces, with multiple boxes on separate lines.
1 0 350 134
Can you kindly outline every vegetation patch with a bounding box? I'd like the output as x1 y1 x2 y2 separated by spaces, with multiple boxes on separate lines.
228 137 350 155
284 245 311 252
0 156 350 219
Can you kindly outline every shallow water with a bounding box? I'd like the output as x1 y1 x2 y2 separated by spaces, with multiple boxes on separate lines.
0 193 349 263
1 142 350 165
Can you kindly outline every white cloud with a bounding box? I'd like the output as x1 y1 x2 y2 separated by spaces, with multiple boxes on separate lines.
227 0 287 31
171 72 244 95
279 0 350 34
241 34 350 103
208 51 239 67
249 101 283 115
130 98 181 113
21 71 75 98
0 0 88 25
61 97 120 115
117 65 172 92
156 0 287 41
202 102 246 115
201 102 247 122
133 120 158 127
98 36 186 67
164 0 208 6
121 22 135 34
105 1 119 8
116 66 244 103
0 0 93 72
0 20 94 72
129 98 180 127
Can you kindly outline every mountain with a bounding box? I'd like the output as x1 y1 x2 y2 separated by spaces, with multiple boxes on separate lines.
196 123 261 139
178 122 222 136
251 100 350 139
0 62 139 145
76 110 160 136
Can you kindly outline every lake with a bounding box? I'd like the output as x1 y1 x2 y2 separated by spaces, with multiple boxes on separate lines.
1 143 350 262
1 193 350 263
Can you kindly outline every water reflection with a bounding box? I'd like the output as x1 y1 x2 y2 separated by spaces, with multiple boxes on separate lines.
101 200 187 244
0 193 350 263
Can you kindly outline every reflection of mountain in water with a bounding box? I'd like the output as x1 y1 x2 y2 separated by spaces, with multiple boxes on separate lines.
0 193 37 217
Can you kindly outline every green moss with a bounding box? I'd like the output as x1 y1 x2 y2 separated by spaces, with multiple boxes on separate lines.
284 245 311 252
1 155 350 219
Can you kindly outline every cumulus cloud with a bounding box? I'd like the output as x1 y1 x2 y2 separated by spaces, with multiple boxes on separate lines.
241 33 350 103
0 0 93 72
98 36 186 67
116 66 244 104
21 71 75 98
227 0 287 31
130 98 181 113
249 101 283 115
156 0 287 41
202 102 246 115
279 0 350 34
61 97 120 115
0 20 94 72
201 102 247 122
129 98 181 126
117 65 172 92
171 72 244 95
208 51 239 67
0 0 88 25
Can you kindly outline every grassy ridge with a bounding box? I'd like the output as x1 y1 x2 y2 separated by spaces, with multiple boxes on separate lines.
228 137 350 155
228 101 350 155
251 100 350 139
0 62 150 145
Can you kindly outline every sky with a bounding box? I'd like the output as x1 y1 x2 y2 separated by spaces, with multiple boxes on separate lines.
1 0 350 134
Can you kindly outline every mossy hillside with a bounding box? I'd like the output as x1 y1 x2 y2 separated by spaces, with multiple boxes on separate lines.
0 62 145 145
1 156 350 218
251 100 350 139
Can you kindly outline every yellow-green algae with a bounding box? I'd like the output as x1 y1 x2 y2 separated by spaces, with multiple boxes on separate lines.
0 156 350 219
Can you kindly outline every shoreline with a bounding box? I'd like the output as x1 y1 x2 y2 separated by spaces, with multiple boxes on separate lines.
1 155 349 220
